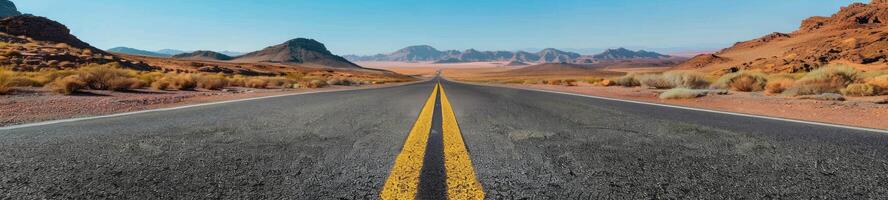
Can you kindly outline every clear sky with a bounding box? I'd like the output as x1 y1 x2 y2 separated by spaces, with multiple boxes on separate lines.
16 0 864 55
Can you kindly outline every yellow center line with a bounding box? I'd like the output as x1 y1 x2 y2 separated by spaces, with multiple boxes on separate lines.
380 84 439 199
440 84 485 200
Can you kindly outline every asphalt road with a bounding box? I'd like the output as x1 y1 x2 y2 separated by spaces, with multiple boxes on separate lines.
2 78 888 199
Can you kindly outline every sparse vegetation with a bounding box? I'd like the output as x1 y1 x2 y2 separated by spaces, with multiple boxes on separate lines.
613 73 640 87
712 71 768 92
842 83 877 96
786 65 860 95
765 79 795 95
46 75 86 95
663 70 710 89
659 88 708 99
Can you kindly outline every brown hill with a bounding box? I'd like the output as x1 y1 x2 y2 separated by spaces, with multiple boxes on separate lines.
0 15 153 71
233 38 362 69
677 0 888 74
499 63 610 76
173 50 233 61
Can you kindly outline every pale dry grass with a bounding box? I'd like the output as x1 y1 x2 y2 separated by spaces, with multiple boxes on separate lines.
659 88 708 99
786 65 860 95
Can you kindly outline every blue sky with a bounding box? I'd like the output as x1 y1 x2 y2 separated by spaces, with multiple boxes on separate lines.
16 0 863 55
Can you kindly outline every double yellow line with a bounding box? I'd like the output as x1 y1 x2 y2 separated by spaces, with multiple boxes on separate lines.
380 83 484 200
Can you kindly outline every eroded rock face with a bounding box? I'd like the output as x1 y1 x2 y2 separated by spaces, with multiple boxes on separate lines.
0 15 93 49
0 0 21 19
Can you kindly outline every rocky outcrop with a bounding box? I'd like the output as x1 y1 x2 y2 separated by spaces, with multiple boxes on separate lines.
0 0 20 19
0 15 95 50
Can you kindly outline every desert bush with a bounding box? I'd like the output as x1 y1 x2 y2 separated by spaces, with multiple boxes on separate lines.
712 71 768 92
245 78 270 89
195 74 228 90
612 73 640 87
585 77 604 84
787 65 860 95
659 88 708 99
6 76 41 87
765 79 795 95
137 71 166 86
327 78 357 86
171 74 197 90
46 75 86 94
0 70 11 95
107 77 142 91
842 83 877 96
77 64 138 90
663 71 710 89
227 75 247 87
301 79 328 88
548 79 563 86
266 77 292 88
151 78 172 90
637 74 673 89
866 75 888 91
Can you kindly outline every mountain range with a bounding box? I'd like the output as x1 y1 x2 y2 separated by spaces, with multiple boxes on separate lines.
344 45 673 64
107 47 245 58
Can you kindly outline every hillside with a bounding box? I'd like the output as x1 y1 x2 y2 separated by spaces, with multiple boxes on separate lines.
173 50 233 61
232 38 363 69
0 15 153 71
676 0 888 74
108 47 171 57
499 63 612 76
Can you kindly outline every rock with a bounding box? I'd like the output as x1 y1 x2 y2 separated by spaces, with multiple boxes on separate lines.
0 0 20 19
0 15 96 50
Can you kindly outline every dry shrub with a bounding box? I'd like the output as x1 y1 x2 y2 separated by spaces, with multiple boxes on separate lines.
659 88 708 99
266 77 292 88
663 70 709 89
300 79 328 88
77 64 140 91
245 78 270 89
612 73 640 87
765 79 795 95
585 77 604 84
0 70 11 95
866 75 888 94
787 65 860 95
6 76 41 87
598 79 615 86
548 79 563 85
227 75 247 87
637 74 673 89
713 71 768 92
171 74 197 90
196 74 228 90
151 78 172 90
137 72 166 86
46 75 86 95
842 83 877 96
563 79 578 86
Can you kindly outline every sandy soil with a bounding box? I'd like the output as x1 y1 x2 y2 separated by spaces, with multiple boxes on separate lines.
0 83 409 127
468 82 888 130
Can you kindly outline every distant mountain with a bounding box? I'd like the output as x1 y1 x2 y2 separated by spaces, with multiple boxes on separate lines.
156 49 188 56
0 0 20 19
346 45 583 63
575 48 672 63
219 50 245 57
233 38 362 69
108 47 171 57
172 50 233 61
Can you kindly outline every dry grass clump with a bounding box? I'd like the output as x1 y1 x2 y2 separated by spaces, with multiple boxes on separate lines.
786 65 860 95
659 88 708 99
300 79 328 88
46 75 86 95
637 74 672 89
327 78 357 86
866 75 888 93
150 74 198 91
765 79 795 95
663 70 710 89
195 74 228 90
245 78 270 89
77 64 141 91
712 71 768 92
842 83 877 96
0 69 12 94
612 73 640 87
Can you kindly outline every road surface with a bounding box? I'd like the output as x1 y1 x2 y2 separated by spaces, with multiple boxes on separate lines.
1 78 887 199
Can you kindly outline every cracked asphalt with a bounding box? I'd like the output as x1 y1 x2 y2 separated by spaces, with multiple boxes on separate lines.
1 79 888 199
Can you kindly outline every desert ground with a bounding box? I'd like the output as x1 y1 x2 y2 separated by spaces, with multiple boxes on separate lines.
368 62 888 130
